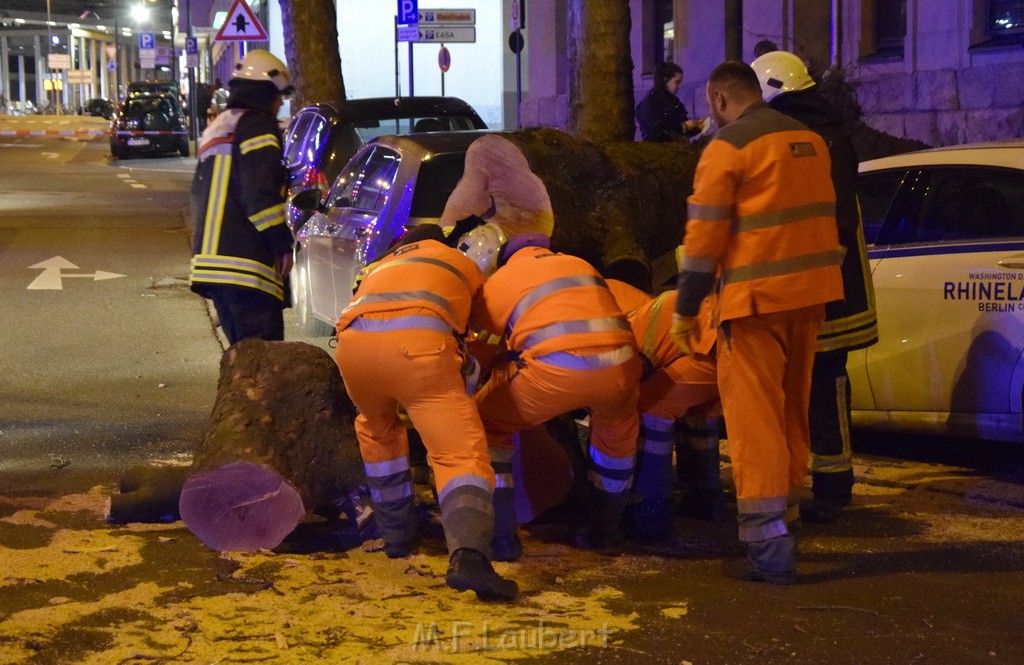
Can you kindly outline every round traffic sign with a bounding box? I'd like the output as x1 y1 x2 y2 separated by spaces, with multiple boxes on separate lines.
438 46 451 73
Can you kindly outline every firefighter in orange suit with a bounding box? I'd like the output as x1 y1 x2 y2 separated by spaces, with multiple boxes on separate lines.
334 223 518 602
606 280 722 540
673 61 844 584
466 230 643 560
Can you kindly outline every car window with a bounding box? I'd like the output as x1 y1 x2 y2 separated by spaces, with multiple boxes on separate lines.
916 168 1024 242
329 147 401 212
283 112 315 168
351 115 482 143
858 170 906 244
409 153 467 218
320 122 367 182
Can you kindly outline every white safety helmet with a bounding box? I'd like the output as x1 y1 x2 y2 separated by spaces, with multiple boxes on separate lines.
232 49 294 95
457 222 508 276
750 50 814 102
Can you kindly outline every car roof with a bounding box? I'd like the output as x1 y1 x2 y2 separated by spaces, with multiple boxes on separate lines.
367 130 493 156
860 139 1024 173
297 97 485 123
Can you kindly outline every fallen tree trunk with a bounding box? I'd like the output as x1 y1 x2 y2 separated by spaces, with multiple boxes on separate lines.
179 339 364 552
503 128 702 291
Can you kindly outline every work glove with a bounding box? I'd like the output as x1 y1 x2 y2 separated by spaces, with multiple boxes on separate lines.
670 313 697 355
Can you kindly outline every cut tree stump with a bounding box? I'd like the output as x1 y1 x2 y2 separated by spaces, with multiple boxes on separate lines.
179 339 364 552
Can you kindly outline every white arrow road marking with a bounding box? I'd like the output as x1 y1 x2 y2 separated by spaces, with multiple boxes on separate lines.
27 256 126 290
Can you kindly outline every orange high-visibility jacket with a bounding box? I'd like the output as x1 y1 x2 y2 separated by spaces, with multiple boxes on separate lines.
472 246 635 359
676 103 844 321
336 239 485 332
607 280 716 369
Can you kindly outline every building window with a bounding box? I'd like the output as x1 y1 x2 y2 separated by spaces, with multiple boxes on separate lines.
874 0 906 57
989 0 1024 34
655 0 673 64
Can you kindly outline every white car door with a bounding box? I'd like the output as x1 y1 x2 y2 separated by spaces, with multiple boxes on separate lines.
858 165 1024 424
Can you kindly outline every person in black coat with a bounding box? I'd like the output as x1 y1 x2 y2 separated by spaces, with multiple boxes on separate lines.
752 50 879 523
635 61 702 142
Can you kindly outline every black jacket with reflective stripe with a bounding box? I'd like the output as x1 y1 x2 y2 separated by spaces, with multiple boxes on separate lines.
189 106 292 301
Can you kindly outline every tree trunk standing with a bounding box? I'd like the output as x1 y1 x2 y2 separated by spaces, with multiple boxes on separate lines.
179 340 365 551
567 0 635 142
278 0 346 111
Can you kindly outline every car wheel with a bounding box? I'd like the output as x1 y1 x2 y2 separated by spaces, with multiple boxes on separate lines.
179 137 190 157
291 248 335 337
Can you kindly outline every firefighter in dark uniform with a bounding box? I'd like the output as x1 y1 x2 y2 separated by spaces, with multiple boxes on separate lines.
752 50 879 523
189 50 294 345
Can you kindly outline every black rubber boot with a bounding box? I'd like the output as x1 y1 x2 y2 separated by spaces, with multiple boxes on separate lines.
446 548 519 602
800 497 844 523
675 416 725 521
584 488 629 549
490 486 522 562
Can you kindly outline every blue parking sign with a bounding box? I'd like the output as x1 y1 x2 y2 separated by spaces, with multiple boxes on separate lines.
397 0 418 24
139 32 155 50
185 37 198 55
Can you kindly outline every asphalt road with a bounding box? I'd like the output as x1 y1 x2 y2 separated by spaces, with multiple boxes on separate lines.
0 116 1022 665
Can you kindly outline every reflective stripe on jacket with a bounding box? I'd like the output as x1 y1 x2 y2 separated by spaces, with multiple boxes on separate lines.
676 103 844 322
189 108 291 300
336 239 486 333
607 279 716 370
472 246 635 360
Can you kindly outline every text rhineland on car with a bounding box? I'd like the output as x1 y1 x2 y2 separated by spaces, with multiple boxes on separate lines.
852 140 1024 442
109 93 189 159
282 97 487 232
289 130 489 336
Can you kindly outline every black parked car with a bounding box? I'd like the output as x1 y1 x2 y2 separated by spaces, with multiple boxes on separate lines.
282 96 487 233
110 93 189 159
83 98 114 118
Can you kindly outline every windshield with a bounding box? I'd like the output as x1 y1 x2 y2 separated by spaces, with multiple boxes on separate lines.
126 98 178 118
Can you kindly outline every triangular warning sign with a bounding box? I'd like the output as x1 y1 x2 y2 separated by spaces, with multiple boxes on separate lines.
214 0 269 42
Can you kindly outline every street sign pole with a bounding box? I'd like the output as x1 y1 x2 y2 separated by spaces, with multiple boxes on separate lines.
394 16 400 97
440 43 445 96
187 0 197 143
408 41 414 97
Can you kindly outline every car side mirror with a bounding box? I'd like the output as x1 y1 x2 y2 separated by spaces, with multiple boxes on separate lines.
291 188 324 212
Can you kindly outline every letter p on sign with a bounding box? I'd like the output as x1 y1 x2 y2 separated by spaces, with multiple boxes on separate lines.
398 0 418 25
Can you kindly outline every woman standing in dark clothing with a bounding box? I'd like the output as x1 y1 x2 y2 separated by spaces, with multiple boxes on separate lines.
635 61 702 142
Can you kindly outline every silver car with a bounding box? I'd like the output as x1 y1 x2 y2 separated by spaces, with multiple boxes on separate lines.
290 130 491 335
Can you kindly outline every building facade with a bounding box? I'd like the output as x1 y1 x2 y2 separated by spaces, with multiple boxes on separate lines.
4 1 1022 145
522 0 1024 146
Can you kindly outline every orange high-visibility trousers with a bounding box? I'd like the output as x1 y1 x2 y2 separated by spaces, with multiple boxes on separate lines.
336 327 495 500
638 354 719 421
475 354 642 463
716 304 824 504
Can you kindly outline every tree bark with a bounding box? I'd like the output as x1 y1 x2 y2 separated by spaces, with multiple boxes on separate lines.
278 0 346 112
179 340 364 551
503 128 702 291
567 0 635 142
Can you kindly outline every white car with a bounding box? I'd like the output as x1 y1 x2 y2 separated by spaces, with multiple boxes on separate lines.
851 140 1024 442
